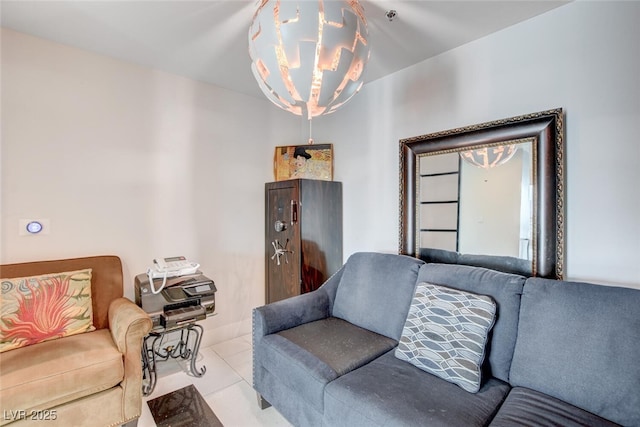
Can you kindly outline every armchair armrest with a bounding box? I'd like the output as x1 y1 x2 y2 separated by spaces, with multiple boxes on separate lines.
109 298 152 352
108 298 152 422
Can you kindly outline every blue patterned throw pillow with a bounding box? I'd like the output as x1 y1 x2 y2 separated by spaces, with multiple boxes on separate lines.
395 282 497 393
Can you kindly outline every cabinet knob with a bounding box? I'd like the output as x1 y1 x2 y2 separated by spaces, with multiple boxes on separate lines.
274 220 287 232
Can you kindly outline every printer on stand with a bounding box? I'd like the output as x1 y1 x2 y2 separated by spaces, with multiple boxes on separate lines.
134 273 216 328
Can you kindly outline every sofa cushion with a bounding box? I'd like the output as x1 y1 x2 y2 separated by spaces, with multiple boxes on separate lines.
510 278 640 426
324 350 511 427
416 263 525 383
489 387 621 427
395 282 496 393
0 269 95 353
0 329 124 414
332 252 424 340
257 317 396 414
277 317 397 376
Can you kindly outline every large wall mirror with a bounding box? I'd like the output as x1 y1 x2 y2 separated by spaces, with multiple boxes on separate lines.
399 109 564 279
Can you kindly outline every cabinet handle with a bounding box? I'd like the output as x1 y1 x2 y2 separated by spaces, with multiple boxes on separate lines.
291 200 298 225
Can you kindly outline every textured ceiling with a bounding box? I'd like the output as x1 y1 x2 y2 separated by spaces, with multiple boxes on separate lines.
1 1 570 99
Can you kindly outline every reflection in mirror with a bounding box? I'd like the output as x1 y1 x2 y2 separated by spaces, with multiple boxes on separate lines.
418 140 533 260
400 109 564 279
459 140 533 260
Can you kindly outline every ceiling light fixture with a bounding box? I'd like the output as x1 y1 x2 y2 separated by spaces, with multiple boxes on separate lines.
248 0 370 121
460 145 518 169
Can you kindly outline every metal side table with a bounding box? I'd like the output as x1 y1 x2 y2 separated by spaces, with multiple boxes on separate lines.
142 321 206 396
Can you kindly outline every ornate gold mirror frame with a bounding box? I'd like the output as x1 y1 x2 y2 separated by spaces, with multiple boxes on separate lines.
399 109 564 279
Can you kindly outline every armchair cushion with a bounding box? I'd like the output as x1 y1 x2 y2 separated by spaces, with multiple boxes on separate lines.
0 269 95 353
0 329 123 414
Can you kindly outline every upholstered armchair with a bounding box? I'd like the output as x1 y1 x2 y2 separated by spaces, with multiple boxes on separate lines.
0 256 152 427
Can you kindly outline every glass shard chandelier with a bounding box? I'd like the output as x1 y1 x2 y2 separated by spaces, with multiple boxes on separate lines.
460 145 518 169
248 0 370 120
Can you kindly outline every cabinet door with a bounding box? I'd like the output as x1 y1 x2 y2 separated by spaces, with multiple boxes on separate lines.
299 180 343 294
265 183 301 303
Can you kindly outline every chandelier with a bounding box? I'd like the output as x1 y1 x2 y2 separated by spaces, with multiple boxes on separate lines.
459 145 518 169
248 0 370 120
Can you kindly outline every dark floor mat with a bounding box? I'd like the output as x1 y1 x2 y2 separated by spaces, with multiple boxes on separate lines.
147 384 223 427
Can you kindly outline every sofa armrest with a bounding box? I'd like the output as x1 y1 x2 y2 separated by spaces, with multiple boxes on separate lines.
254 266 344 338
253 290 330 338
108 297 153 422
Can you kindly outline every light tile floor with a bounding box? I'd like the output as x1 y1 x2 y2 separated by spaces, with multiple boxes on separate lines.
138 334 292 427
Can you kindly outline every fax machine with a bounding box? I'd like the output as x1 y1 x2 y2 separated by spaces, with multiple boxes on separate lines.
134 273 216 328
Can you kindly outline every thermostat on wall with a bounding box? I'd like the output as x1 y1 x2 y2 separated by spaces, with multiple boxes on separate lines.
19 219 50 236
26 221 43 233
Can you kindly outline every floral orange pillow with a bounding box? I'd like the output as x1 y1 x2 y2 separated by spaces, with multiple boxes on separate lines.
0 269 95 353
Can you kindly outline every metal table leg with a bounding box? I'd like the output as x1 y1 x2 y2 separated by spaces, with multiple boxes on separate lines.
141 322 207 396
187 324 206 377
142 336 158 396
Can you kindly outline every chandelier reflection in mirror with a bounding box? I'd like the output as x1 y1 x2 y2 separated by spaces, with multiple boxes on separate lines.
248 0 370 120
460 145 518 169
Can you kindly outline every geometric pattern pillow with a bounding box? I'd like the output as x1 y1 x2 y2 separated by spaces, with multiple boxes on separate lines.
395 282 496 393
0 269 94 353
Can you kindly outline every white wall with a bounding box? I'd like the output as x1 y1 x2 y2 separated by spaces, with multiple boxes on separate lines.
313 1 640 288
0 28 301 345
2 1 639 351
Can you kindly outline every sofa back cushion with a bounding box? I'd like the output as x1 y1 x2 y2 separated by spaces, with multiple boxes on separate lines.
1 256 123 330
0 269 95 353
510 278 640 427
332 253 424 340
416 263 526 383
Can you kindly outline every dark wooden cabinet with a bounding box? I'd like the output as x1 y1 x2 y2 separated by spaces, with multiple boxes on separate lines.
265 179 342 304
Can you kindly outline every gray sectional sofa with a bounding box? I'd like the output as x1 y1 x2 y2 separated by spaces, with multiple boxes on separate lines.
252 252 640 426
